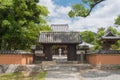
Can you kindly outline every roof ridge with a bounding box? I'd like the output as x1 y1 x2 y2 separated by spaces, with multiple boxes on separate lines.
103 31 116 37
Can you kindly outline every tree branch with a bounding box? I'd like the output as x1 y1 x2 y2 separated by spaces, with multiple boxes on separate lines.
85 0 105 17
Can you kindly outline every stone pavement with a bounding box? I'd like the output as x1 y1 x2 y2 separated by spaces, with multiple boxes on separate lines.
45 67 120 80
45 56 120 80
80 69 120 80
46 70 80 80
45 56 84 80
45 63 91 80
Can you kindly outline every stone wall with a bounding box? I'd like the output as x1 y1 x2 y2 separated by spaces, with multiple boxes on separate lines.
0 64 42 74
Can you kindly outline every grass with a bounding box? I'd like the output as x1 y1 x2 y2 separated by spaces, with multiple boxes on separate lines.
116 66 120 69
35 71 46 80
0 71 46 80
0 72 24 80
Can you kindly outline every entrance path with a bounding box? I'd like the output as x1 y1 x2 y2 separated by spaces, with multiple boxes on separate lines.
45 66 120 80
45 65 81 80
45 56 84 80
46 70 80 80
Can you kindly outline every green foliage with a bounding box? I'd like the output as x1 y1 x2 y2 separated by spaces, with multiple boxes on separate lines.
116 66 120 69
111 44 118 50
35 71 46 80
68 10 75 18
0 71 46 80
0 72 24 80
107 26 118 34
106 27 120 50
81 27 120 50
96 27 105 38
0 0 51 50
92 27 105 50
68 0 104 17
117 41 120 50
94 27 120 50
115 15 120 26
68 4 89 17
39 25 52 31
93 43 102 50
80 31 95 44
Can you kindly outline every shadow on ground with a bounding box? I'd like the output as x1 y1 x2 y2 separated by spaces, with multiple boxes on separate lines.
80 69 120 78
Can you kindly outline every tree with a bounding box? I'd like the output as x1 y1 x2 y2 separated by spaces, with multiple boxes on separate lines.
68 0 105 18
68 0 120 29
96 27 105 38
0 0 51 50
107 27 120 50
107 26 118 34
80 31 96 44
115 15 120 26
92 27 105 50
94 27 120 50
80 27 120 50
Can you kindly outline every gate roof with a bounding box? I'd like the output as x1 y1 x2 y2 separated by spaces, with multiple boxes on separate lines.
38 32 82 44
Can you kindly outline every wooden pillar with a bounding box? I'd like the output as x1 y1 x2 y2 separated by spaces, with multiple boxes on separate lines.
43 44 52 61
67 44 77 61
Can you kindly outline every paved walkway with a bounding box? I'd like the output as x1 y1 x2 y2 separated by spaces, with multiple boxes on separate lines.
45 56 120 80
46 68 120 80
45 56 81 80
80 69 120 80
46 70 80 80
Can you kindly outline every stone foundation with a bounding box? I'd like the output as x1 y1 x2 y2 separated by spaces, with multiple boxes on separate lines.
0 64 42 74
94 64 120 70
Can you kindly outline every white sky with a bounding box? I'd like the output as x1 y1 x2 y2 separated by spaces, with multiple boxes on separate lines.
39 0 120 32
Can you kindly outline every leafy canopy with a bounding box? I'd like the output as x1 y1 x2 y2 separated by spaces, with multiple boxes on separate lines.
0 0 51 50
81 27 120 50
115 15 120 27
68 0 105 18
80 31 95 44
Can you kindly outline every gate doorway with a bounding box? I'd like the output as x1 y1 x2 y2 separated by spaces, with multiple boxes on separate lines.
51 45 68 62
51 45 67 56
43 44 77 61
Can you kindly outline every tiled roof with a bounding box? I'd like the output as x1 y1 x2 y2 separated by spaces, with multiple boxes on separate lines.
51 24 69 32
101 31 120 40
38 32 82 44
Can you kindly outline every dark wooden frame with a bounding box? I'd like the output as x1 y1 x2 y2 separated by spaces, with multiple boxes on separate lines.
41 43 78 61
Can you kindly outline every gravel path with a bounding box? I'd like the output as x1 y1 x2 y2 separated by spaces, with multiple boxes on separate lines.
45 56 120 80
46 68 120 80
46 70 80 80
45 64 81 80
45 56 81 80
80 69 120 80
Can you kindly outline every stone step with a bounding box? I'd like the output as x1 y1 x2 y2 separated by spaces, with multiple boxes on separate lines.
45 66 78 72
56 61 78 64
44 64 93 71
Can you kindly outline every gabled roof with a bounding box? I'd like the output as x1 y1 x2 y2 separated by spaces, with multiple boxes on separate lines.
104 31 116 37
38 32 82 44
101 31 120 40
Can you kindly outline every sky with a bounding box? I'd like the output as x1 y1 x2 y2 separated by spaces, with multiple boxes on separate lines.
39 0 120 32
